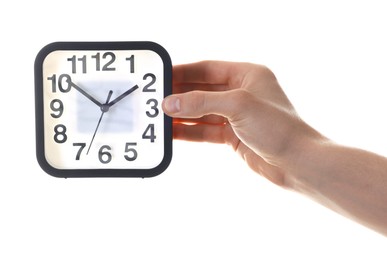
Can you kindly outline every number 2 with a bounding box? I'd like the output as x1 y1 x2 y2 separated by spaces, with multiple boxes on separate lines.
142 73 156 92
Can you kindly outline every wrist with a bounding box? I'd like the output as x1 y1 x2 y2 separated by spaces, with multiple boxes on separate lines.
280 123 331 191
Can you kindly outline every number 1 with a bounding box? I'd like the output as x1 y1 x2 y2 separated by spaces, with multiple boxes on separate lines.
126 55 134 73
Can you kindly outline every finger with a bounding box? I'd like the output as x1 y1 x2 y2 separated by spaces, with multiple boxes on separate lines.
173 115 227 125
173 60 247 86
163 90 246 120
173 122 234 144
163 90 249 121
173 83 228 94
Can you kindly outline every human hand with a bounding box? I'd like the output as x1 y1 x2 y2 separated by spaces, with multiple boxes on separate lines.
162 61 387 236
162 61 323 186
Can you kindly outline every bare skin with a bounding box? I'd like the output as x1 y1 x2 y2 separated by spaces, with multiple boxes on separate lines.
162 60 387 236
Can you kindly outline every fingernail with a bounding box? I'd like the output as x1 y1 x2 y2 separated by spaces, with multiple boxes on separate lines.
163 96 181 114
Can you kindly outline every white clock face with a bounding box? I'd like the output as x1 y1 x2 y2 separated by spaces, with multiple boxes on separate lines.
35 42 172 177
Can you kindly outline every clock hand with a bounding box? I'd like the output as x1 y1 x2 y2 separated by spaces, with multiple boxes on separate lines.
107 85 139 107
86 90 113 155
70 81 102 107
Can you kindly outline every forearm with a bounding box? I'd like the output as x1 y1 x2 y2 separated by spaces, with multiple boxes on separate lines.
287 138 387 235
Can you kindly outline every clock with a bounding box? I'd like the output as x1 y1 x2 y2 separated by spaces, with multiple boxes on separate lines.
34 41 172 178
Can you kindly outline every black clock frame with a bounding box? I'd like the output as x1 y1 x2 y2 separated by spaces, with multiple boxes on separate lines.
34 41 173 178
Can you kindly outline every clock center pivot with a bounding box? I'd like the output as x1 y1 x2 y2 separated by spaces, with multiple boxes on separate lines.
100 104 110 113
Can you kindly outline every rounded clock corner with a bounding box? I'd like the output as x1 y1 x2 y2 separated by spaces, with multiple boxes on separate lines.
142 41 172 67
146 41 171 55
36 156 66 178
147 153 173 178
35 42 62 64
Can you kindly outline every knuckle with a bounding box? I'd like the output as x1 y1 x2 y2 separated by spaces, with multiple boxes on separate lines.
226 90 254 116
229 89 252 106
244 63 277 83
255 64 276 78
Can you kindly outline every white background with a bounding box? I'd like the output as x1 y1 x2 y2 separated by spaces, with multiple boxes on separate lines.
1 0 386 259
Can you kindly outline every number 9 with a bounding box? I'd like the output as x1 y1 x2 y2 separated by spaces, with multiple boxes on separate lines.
50 99 64 118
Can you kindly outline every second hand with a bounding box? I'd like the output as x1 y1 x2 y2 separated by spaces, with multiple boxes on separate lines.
87 90 113 155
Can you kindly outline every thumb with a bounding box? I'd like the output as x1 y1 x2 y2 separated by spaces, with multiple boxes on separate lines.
162 90 243 119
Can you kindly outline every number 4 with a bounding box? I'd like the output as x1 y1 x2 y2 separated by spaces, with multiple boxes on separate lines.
142 124 156 142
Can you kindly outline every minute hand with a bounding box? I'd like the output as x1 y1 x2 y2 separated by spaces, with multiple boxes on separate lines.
70 81 102 107
107 85 139 107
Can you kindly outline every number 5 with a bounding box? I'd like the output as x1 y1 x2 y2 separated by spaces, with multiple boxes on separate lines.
124 142 138 161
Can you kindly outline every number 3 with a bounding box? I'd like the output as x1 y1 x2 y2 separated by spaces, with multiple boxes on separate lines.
146 99 159 118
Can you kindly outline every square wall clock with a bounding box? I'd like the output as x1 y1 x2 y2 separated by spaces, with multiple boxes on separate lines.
35 41 172 178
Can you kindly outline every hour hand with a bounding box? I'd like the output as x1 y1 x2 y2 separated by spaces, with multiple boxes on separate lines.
70 81 102 107
107 85 139 107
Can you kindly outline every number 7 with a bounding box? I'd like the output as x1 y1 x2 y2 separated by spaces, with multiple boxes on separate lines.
73 143 86 160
